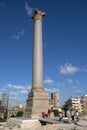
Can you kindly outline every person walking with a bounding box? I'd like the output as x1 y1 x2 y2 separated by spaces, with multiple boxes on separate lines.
66 109 71 123
71 109 74 121
76 110 79 121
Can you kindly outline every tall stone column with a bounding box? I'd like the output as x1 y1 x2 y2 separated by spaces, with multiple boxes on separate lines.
32 9 45 91
25 9 49 118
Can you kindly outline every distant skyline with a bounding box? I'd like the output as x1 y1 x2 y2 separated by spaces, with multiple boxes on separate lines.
0 0 87 106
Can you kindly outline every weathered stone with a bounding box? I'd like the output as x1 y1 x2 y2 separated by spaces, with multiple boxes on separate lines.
25 9 49 118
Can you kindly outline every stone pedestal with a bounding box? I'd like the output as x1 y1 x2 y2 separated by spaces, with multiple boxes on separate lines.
25 90 49 118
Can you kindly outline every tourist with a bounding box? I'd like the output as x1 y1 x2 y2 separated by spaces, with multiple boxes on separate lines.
66 109 71 123
42 112 45 118
71 109 74 121
44 111 48 118
48 109 51 118
76 110 79 121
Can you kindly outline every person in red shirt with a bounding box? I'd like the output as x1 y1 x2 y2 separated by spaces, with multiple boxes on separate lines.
48 109 51 118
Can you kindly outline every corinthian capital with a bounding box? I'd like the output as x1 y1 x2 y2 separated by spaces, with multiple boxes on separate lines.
31 8 46 21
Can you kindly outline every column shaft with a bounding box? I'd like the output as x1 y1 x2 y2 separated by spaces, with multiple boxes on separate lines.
32 19 43 90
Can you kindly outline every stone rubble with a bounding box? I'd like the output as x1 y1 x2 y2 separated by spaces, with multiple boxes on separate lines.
0 115 87 130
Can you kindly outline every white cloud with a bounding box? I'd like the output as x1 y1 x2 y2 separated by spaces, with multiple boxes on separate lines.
66 79 73 84
1 83 31 106
8 83 25 90
59 63 79 75
9 91 18 97
7 83 31 90
25 1 33 17
75 90 83 94
44 79 54 85
20 90 28 94
66 79 80 85
0 88 7 91
11 29 25 40
45 88 59 93
9 96 17 100
0 3 7 8
9 96 26 106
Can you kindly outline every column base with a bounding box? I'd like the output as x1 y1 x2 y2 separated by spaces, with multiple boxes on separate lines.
24 90 49 118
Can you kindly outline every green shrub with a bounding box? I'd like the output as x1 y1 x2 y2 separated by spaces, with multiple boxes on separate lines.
17 111 23 117
0 118 6 122
52 109 59 117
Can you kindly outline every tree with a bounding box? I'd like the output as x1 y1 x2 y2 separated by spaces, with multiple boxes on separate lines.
52 109 60 117
16 111 23 117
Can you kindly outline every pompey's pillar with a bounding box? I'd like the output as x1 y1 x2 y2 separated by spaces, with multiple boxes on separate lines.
32 9 45 91
25 9 49 118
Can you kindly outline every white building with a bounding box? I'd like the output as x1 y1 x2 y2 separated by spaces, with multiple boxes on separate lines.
64 96 83 113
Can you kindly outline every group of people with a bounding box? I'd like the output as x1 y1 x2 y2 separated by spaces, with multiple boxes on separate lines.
67 109 79 123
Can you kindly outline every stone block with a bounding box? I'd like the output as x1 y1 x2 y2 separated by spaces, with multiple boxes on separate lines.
24 90 49 118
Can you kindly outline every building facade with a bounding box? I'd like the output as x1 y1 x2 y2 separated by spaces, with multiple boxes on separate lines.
49 92 60 109
81 95 87 113
8 104 24 117
64 96 83 113
51 92 60 107
0 93 9 118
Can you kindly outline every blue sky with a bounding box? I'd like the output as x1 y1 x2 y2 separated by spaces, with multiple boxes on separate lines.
0 0 87 106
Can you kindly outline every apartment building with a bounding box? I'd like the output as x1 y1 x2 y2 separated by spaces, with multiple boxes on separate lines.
64 96 83 113
81 95 87 113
